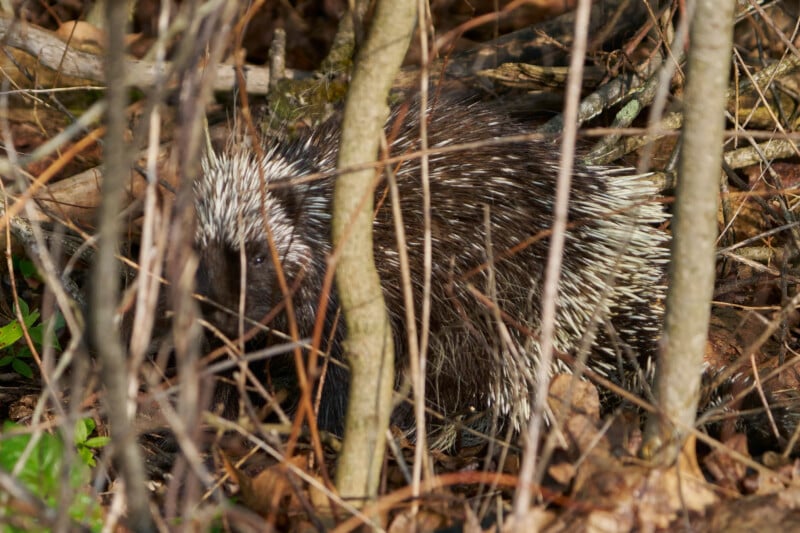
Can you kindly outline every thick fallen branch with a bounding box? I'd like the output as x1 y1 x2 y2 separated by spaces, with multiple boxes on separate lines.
0 14 281 93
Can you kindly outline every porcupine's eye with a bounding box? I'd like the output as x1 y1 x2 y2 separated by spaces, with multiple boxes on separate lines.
246 242 271 269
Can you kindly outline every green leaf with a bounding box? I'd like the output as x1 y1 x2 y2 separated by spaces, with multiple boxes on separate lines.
18 258 37 279
77 447 95 467
15 299 29 317
28 323 43 346
82 436 110 449
53 312 65 332
0 426 63 497
22 309 39 329
74 419 92 443
0 320 25 350
0 422 101 531
29 317 62 350
16 301 40 329
11 358 33 379
0 300 42 351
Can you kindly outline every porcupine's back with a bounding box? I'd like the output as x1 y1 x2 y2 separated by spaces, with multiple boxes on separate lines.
194 98 669 448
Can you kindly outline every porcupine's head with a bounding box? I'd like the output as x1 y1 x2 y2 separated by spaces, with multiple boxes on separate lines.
194 138 334 340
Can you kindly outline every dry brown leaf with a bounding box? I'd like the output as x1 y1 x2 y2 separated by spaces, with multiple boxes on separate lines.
548 462 577 486
388 509 447 532
462 504 483 533
500 506 557 533
307 471 340 526
547 374 607 458
635 466 717 529
221 451 310 516
55 21 143 54
573 446 717 531
549 374 601 421
703 433 749 491
56 21 107 53
585 509 634 533
698 487 800 531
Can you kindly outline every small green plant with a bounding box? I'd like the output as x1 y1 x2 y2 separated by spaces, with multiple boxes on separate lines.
73 418 110 468
0 420 107 532
0 299 64 379
14 257 38 280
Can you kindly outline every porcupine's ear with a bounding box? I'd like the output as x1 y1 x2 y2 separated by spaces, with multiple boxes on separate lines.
267 178 305 227
268 138 331 230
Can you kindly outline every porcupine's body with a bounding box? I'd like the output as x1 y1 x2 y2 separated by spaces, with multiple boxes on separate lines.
194 98 669 449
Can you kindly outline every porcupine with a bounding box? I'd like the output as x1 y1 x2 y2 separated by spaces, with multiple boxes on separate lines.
193 97 670 450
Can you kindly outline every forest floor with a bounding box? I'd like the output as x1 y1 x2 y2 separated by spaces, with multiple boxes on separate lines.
1 1 800 531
